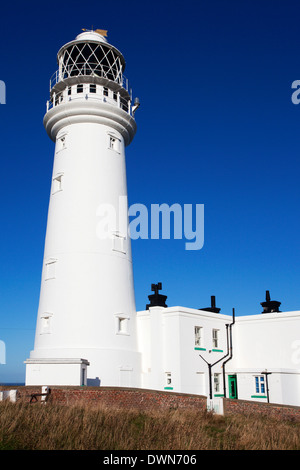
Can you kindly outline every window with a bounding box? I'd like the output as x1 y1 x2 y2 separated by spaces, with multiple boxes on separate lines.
68 86 72 96
113 91 117 101
214 373 221 394
112 232 126 254
116 315 129 335
255 376 266 395
56 134 66 153
52 174 63 193
118 317 127 333
40 313 52 334
103 87 108 96
77 84 83 93
110 136 116 149
194 326 203 348
45 259 57 280
212 329 219 348
108 133 121 153
165 372 173 390
89 84 96 93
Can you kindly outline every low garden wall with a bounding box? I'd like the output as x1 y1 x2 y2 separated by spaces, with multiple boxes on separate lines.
224 397 300 422
1 386 300 421
0 385 207 412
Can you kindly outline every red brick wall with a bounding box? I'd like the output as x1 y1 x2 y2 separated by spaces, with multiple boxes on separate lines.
49 387 207 411
0 386 207 411
224 398 300 422
2 386 300 421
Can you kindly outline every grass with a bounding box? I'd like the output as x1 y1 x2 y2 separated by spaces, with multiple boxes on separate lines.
0 400 299 450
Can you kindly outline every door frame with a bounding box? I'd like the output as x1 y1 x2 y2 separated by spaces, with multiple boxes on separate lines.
228 374 238 399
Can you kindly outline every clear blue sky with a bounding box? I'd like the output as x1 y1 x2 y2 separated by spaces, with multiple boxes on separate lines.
1 0 300 383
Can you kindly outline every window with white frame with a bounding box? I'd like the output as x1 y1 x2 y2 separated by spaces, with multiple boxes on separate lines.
40 313 52 334
45 259 57 280
112 232 126 254
56 134 67 153
254 375 266 395
212 329 219 348
194 326 203 347
52 173 63 193
108 133 121 153
116 315 129 335
165 372 172 389
214 373 221 394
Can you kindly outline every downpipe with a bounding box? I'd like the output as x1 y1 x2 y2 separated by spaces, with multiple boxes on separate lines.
222 307 235 397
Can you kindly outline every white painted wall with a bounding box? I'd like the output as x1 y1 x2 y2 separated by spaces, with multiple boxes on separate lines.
25 359 89 386
137 306 300 406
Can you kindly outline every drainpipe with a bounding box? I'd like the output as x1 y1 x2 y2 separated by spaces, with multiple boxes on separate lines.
199 308 235 400
222 307 235 398
261 370 272 403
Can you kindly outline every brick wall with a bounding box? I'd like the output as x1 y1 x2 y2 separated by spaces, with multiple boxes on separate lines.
2 386 300 421
224 398 300 422
0 385 207 411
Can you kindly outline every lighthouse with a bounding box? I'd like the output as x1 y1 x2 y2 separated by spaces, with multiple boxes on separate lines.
25 30 141 387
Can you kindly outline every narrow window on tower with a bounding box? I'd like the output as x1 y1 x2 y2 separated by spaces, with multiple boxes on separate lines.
112 231 126 254
52 173 64 194
40 313 53 334
108 133 121 153
103 87 108 97
89 84 96 93
56 133 67 153
45 259 57 280
115 314 129 335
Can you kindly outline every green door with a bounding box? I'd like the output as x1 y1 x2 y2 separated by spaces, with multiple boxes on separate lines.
228 375 238 399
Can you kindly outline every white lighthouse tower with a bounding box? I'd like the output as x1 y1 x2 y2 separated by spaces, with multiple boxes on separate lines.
25 30 141 387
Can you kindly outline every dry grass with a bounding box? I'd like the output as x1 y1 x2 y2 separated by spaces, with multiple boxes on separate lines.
0 400 299 450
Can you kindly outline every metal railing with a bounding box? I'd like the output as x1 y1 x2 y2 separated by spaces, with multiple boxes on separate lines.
50 63 130 93
46 83 132 115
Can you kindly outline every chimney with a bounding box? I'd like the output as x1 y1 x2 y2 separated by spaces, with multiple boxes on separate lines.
199 295 221 313
260 290 281 313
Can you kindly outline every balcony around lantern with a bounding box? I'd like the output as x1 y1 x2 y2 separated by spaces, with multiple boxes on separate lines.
50 63 131 95
46 82 133 116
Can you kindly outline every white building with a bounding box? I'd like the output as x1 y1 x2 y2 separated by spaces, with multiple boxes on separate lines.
25 31 300 408
137 288 300 407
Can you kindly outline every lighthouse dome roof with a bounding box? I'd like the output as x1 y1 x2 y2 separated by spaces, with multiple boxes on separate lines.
75 30 108 43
